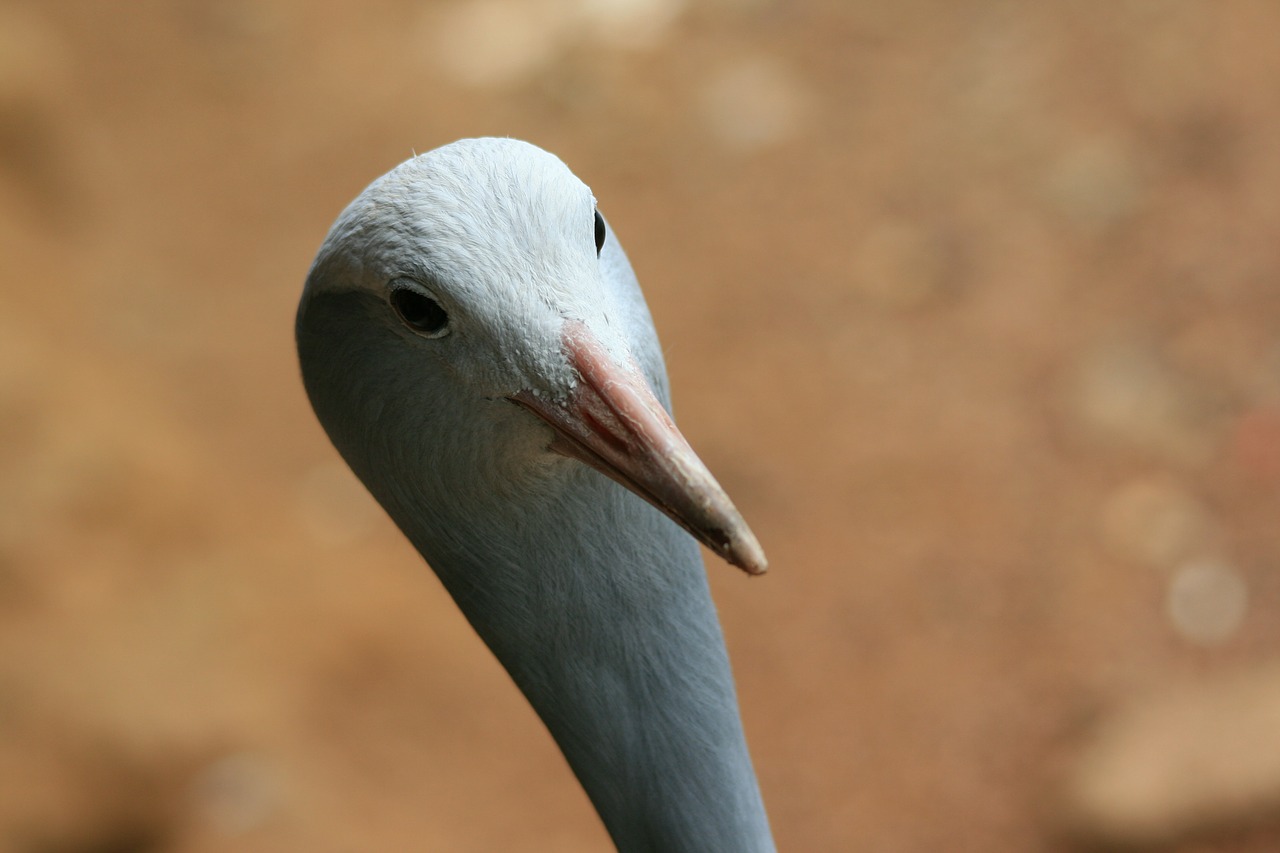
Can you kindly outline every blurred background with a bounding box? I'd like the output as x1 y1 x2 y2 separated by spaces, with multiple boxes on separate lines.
2 1 1279 851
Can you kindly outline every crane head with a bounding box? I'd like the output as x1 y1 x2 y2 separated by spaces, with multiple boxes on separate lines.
297 137 766 575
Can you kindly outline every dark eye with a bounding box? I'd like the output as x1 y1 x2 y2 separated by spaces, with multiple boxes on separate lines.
594 209 606 256
390 284 450 337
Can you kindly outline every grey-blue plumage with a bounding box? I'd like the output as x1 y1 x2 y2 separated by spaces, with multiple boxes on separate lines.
296 138 774 852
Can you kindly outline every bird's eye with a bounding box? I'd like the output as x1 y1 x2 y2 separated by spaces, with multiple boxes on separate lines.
594 209 606 256
390 283 450 338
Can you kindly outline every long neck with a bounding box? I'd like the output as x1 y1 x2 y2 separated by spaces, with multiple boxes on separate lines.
398 466 775 853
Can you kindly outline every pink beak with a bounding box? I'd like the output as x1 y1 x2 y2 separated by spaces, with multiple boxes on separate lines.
509 321 767 575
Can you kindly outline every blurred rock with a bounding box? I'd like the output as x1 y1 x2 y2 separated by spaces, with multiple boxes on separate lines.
849 218 959 311
0 7 76 223
191 751 279 836
1099 476 1214 569
578 0 685 48
699 56 810 151
1044 137 1142 235
1119 3 1213 122
179 0 286 86
1168 110 1241 182
1069 338 1217 466
429 0 567 88
427 0 682 88
950 11 1052 168
0 711 183 853
1166 559 1248 647
183 0 284 44
1065 663 1280 847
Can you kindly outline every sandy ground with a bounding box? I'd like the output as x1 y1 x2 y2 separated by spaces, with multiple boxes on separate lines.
2 1 1280 851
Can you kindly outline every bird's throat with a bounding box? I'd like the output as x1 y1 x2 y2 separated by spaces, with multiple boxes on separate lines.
398 470 776 853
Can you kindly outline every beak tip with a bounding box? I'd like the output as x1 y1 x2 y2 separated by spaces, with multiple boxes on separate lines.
724 528 768 576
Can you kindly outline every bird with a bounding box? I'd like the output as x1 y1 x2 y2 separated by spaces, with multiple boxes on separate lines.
295 137 775 852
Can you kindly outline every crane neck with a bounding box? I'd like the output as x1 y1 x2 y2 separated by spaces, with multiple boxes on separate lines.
400 466 776 853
